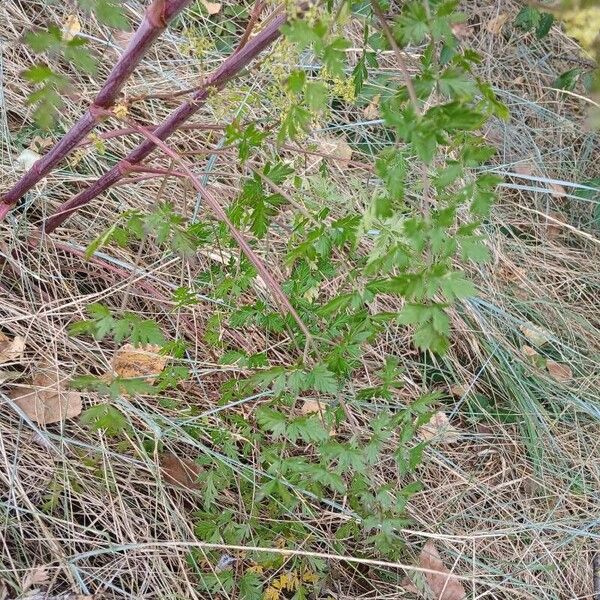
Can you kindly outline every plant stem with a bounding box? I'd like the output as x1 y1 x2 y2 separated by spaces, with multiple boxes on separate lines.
43 8 289 234
371 0 431 222
121 119 313 341
370 0 420 114
0 0 192 220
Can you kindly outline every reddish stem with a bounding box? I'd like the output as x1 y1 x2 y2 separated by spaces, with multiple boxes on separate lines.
117 118 312 340
43 8 288 233
0 0 192 218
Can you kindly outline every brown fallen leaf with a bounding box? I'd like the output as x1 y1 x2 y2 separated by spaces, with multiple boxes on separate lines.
486 13 509 35
520 324 551 347
545 211 566 240
546 360 572 382
299 399 325 415
0 332 25 364
549 182 566 198
319 137 353 168
451 23 472 40
160 453 202 490
521 344 543 363
449 384 467 398
10 365 82 426
17 149 41 171
404 541 466 600
420 412 461 444
201 0 222 15
62 14 81 41
363 94 380 119
513 162 534 176
29 135 54 153
111 343 167 380
22 566 49 591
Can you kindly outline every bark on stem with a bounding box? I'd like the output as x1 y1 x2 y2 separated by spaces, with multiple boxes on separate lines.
43 8 288 233
0 0 191 220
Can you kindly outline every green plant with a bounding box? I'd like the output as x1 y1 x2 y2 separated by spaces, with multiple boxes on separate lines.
28 0 509 596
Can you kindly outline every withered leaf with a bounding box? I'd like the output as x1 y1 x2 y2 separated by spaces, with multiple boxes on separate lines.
0 332 25 364
201 0 222 15
111 344 167 380
486 13 509 35
62 14 81 41
299 399 325 415
17 149 41 171
546 360 572 382
420 412 461 444
520 324 551 347
10 366 82 425
405 541 466 600
319 137 353 168
160 453 202 490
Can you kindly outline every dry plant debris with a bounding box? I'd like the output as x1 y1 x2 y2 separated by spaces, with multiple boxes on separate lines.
9 363 82 425
0 0 598 598
110 343 168 380
0 332 25 364
419 412 461 444
403 541 466 600
159 453 202 490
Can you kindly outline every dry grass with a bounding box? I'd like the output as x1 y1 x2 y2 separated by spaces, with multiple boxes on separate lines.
1 0 599 599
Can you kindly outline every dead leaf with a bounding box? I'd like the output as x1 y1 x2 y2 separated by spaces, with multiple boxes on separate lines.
521 345 538 358
549 182 566 198
486 13 509 35
363 94 380 119
415 541 466 600
545 211 566 240
10 366 82 425
17 149 41 171
521 345 546 368
0 332 25 364
111 344 167 380
546 360 572 382
451 23 472 40
420 412 461 444
201 0 222 14
62 14 81 41
319 137 353 168
299 399 325 415
160 453 202 490
29 135 54 152
401 576 419 593
520 324 551 347
22 566 49 591
449 384 467 398
513 162 534 176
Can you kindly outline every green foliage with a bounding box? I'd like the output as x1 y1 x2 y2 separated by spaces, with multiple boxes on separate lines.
514 7 555 39
554 68 582 90
85 204 210 258
78 0 129 29
63 0 507 591
80 404 131 436
22 64 70 129
69 303 165 346
22 0 126 127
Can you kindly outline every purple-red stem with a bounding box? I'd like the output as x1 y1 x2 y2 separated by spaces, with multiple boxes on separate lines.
43 8 288 234
119 117 312 340
0 0 191 220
